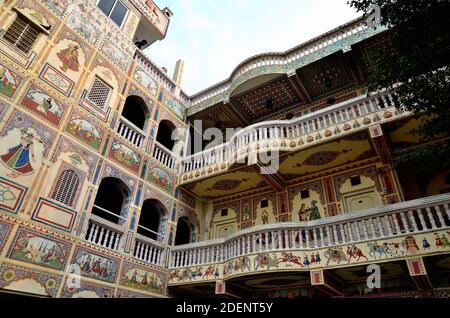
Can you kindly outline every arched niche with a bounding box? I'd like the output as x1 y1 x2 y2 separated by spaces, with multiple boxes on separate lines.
91 177 131 226
137 199 169 242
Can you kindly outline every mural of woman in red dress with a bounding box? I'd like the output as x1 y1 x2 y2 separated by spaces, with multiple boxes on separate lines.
57 44 80 73
0 128 42 177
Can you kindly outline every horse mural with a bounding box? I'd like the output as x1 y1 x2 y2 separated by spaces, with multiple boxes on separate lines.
384 242 407 257
278 252 304 267
324 247 348 265
346 245 368 263
203 265 216 280
168 269 181 282
367 242 388 259
254 253 279 271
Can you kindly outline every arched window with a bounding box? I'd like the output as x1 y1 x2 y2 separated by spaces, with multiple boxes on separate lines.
156 120 177 150
175 217 192 246
121 96 150 130
138 199 168 241
51 170 80 208
91 177 130 225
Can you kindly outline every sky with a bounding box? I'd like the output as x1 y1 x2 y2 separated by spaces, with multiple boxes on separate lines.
145 0 361 95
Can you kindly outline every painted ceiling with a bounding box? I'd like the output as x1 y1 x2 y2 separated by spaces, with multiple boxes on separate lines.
333 261 409 282
181 167 267 199
278 131 377 180
297 52 358 101
230 76 302 123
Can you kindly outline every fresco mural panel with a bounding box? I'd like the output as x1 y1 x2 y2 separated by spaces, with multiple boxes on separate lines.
7 227 72 270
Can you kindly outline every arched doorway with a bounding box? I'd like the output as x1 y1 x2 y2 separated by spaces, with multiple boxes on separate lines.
138 199 168 241
156 120 177 151
121 96 150 130
175 217 192 246
91 177 130 225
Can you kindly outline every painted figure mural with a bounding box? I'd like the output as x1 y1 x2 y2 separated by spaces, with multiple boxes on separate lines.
0 66 20 98
0 128 43 177
72 250 118 284
147 167 174 193
298 200 322 221
65 113 103 150
109 141 141 173
57 44 80 72
21 85 65 126
8 230 70 270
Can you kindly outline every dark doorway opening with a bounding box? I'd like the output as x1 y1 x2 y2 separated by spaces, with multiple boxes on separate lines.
92 177 130 224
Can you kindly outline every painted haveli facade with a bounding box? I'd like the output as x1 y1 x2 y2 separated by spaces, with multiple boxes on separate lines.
0 0 449 299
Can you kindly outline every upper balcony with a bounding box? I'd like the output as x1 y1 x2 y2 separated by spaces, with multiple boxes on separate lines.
180 90 409 185
129 0 172 48
187 17 388 115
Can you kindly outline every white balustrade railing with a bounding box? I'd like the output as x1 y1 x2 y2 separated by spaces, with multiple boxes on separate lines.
182 90 402 174
189 18 377 107
133 235 165 267
169 194 450 268
117 117 146 148
152 141 179 170
85 215 124 252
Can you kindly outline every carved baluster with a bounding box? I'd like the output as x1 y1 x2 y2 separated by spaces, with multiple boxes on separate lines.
313 229 318 248
426 207 437 229
417 209 427 231
284 230 290 249
332 225 339 244
326 227 332 246
259 234 263 253
400 212 411 233
408 210 418 232
305 230 311 249
319 227 325 247
444 204 450 220
87 223 96 242
252 235 257 254
354 222 361 242
339 224 346 243
271 232 276 251
361 221 369 240
98 226 105 246
434 206 446 228
291 230 297 249
377 217 385 237
368 218 376 238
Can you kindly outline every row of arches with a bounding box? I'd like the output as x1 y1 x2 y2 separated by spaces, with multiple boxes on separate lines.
121 95 178 152
90 177 193 245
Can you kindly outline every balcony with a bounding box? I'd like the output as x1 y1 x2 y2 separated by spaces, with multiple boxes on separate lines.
133 235 166 267
181 90 408 182
152 141 179 171
85 213 125 252
117 117 146 149
168 194 450 284
188 18 386 114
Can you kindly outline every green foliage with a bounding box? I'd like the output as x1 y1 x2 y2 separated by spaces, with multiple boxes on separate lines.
348 0 450 172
